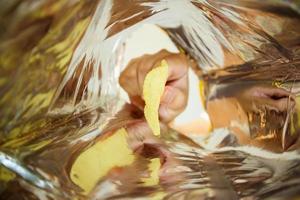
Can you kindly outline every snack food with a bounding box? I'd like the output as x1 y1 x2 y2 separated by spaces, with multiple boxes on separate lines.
143 60 169 136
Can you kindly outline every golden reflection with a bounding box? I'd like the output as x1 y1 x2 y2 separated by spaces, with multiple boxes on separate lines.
0 166 15 182
70 128 135 194
141 158 160 186
0 0 300 199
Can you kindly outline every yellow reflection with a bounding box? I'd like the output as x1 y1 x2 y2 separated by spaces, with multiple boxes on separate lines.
199 79 206 107
70 128 135 194
142 158 160 186
0 78 6 87
0 166 16 182
296 97 300 130
142 158 166 200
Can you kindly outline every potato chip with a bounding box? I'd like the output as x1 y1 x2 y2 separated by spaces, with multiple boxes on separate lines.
143 60 169 136
70 128 134 193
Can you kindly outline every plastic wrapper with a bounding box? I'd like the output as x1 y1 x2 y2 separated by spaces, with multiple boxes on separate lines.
0 0 300 199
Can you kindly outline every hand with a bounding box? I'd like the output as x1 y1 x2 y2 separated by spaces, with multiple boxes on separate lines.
119 50 189 123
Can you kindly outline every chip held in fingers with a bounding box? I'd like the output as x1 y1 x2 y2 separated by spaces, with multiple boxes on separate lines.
143 59 169 136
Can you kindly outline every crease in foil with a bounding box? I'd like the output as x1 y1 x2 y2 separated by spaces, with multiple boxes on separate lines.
0 0 300 199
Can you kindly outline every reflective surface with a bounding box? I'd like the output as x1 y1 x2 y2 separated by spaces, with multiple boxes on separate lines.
1 0 300 199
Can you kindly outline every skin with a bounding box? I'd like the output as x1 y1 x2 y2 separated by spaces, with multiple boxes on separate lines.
119 50 189 123
120 50 300 153
84 50 300 189
119 50 189 177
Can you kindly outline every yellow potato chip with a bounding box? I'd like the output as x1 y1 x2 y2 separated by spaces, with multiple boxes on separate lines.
143 60 169 136
70 128 134 193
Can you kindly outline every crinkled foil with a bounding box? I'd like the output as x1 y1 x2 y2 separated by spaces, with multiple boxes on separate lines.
0 0 300 199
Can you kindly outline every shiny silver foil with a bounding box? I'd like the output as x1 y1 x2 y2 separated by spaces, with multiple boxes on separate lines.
0 0 300 199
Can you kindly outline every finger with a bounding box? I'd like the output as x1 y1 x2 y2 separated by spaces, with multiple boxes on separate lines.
159 85 188 122
129 95 145 111
126 121 160 152
164 53 188 83
119 59 142 96
166 67 189 95
120 50 171 97
152 52 188 93
158 54 189 123
135 50 172 93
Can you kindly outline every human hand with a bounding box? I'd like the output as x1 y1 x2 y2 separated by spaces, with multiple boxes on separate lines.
119 50 189 123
